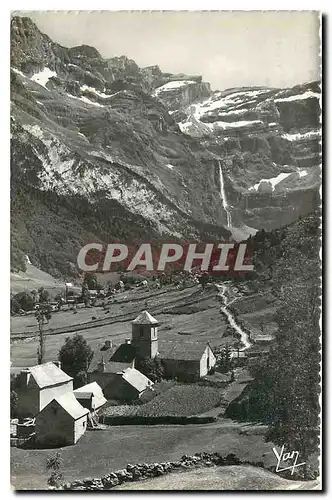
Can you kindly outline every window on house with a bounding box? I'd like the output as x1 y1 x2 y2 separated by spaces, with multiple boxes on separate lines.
139 327 144 338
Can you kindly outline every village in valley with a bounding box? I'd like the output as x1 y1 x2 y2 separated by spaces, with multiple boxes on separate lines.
10 262 275 490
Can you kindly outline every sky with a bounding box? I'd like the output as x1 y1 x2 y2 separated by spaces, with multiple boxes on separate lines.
15 11 320 90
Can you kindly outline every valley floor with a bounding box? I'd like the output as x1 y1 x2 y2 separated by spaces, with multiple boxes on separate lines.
11 281 276 367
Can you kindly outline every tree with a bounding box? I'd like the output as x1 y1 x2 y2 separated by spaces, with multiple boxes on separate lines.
81 283 90 307
10 296 20 314
31 289 38 305
10 390 18 417
13 291 34 312
46 453 63 489
83 273 97 290
54 293 63 311
136 357 164 382
38 287 50 304
263 287 320 476
75 370 88 388
58 334 93 388
218 344 232 373
35 303 52 364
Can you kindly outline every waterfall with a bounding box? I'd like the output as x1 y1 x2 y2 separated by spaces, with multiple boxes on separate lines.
218 160 232 227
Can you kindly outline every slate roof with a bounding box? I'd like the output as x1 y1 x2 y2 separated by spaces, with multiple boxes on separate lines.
110 343 136 363
122 368 153 393
27 362 73 389
74 381 107 408
47 392 89 420
132 310 159 325
158 341 209 361
88 341 135 373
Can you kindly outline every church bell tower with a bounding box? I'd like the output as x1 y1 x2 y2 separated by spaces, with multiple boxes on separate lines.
131 310 159 359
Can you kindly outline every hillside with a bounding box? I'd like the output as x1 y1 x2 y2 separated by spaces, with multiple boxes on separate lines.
10 16 320 279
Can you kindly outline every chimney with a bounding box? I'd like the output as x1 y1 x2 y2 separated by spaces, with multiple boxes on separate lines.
125 338 131 345
19 369 31 388
104 340 112 349
53 361 61 369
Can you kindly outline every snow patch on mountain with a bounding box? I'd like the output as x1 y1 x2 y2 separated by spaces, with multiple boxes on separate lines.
30 68 57 89
154 80 196 95
297 169 308 178
282 130 320 141
192 89 270 118
249 172 292 192
275 90 320 103
67 93 104 107
12 68 26 78
80 84 110 98
210 119 263 130
79 96 104 107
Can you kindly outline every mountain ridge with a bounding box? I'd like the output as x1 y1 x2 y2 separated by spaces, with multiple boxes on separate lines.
10 16 321 279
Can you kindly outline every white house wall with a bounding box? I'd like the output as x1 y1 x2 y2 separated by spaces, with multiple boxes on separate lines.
199 346 217 377
73 415 88 443
39 380 74 412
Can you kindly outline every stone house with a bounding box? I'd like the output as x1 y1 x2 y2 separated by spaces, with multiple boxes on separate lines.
35 392 89 447
14 362 73 417
158 341 216 381
104 367 153 401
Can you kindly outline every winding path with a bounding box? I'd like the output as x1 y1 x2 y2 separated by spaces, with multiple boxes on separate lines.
216 284 251 351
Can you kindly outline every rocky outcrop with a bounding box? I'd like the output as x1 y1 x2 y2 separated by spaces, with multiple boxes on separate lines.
154 80 212 111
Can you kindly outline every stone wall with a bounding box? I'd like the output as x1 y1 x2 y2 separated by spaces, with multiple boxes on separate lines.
59 450 317 491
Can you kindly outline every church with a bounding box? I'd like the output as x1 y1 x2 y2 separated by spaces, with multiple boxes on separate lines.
88 310 216 384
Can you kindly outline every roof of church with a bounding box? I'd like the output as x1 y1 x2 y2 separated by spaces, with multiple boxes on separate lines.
88 341 135 373
132 310 159 325
158 341 209 361
110 343 136 363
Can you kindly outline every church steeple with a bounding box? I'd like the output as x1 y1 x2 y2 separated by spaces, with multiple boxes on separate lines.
131 311 159 359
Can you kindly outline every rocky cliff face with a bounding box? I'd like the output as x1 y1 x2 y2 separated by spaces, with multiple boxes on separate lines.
10 16 321 277
156 80 321 231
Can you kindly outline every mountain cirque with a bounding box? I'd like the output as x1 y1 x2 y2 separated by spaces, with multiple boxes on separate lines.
10 16 321 278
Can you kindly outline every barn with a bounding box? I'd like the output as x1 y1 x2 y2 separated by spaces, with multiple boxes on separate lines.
14 362 73 417
158 341 216 381
35 392 89 447
103 367 153 401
